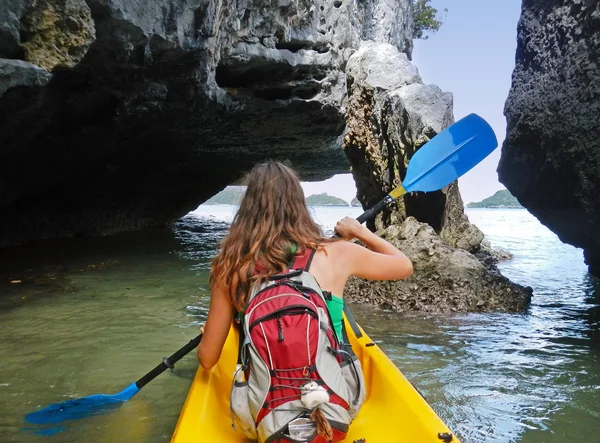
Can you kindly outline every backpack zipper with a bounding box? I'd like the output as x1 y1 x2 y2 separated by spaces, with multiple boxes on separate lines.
277 314 284 342
248 305 317 332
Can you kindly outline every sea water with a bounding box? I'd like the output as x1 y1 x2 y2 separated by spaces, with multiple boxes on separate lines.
0 206 598 442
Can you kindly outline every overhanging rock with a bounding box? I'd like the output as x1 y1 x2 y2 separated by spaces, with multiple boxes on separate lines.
0 0 413 246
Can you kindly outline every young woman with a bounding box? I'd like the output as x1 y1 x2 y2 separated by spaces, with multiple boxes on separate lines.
197 161 413 441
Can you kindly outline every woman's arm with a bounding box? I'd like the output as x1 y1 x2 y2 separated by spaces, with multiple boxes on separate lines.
334 217 413 281
197 281 235 370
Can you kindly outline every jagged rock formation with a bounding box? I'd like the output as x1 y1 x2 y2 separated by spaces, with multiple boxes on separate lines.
344 217 532 313
0 0 413 246
499 0 600 277
341 40 531 311
343 41 484 252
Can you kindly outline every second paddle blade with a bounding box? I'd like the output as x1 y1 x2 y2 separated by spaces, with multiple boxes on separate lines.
24 382 139 425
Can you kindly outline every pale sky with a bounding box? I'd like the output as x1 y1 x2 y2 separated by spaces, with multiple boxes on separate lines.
302 0 522 205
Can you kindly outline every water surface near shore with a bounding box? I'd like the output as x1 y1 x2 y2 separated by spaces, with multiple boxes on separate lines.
0 207 598 443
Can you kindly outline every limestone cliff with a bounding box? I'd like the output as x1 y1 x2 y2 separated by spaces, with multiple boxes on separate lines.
499 0 600 276
343 41 484 253
0 1 530 312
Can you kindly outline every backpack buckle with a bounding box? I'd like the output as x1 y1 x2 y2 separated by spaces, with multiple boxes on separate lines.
270 269 303 280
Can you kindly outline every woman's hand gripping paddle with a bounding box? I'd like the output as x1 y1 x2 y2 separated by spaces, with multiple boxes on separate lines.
24 335 202 427
356 113 498 224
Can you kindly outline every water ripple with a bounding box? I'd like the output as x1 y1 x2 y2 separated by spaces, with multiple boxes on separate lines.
1 206 599 443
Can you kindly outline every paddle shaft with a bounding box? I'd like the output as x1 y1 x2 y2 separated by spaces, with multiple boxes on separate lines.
356 186 407 224
135 334 202 389
352 114 497 226
356 196 393 224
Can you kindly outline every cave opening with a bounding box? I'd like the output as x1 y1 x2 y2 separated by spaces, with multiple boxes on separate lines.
404 190 446 233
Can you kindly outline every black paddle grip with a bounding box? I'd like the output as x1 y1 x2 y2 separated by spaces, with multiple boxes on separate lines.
135 334 202 389
356 197 390 224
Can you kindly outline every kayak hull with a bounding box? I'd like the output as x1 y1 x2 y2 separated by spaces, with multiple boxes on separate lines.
171 319 459 442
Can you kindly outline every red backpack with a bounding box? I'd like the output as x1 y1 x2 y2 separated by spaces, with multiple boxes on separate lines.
230 249 365 443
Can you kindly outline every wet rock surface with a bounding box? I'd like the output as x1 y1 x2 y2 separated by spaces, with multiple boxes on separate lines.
499 0 600 277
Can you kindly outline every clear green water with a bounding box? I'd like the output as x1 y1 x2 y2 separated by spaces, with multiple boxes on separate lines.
1 207 599 443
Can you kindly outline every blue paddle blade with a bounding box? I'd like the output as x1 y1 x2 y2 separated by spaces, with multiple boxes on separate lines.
402 113 498 193
24 382 139 425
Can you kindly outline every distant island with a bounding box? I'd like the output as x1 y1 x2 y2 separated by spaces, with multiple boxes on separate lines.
467 189 523 208
203 186 245 205
350 197 362 207
306 193 349 206
203 188 351 207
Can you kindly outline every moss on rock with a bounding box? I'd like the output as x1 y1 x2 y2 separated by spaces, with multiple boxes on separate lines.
20 0 95 71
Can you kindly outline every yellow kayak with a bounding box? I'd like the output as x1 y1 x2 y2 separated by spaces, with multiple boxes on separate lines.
171 318 460 443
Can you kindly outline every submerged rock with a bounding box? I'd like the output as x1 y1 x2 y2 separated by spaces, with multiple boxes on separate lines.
344 217 533 313
499 0 600 277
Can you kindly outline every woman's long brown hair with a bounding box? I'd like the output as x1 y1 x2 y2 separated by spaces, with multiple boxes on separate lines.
210 161 331 311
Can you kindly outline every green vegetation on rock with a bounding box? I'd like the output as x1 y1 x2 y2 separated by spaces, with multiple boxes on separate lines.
203 186 245 205
467 190 523 209
412 0 446 40
306 193 349 206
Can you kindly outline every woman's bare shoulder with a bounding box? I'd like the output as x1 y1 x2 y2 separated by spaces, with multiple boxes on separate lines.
320 240 361 259
322 239 413 281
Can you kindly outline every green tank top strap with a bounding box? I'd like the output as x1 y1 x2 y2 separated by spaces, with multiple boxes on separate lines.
323 292 344 342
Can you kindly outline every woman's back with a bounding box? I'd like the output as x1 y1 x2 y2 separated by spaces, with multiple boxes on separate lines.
198 161 412 443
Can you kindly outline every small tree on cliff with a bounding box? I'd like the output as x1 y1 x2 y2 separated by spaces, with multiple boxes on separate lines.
412 0 447 40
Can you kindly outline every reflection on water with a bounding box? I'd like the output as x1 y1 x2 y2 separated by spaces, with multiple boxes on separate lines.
0 207 598 443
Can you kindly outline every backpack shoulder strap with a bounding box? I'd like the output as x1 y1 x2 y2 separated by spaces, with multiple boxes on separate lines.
290 248 316 271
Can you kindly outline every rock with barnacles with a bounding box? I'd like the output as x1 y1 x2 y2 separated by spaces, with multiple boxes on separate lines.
344 217 532 313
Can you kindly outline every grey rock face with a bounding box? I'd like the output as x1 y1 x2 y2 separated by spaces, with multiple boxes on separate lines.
499 0 600 276
344 41 482 252
345 41 421 90
344 217 532 313
341 41 527 312
440 181 484 252
0 0 27 58
0 0 414 246
0 58 52 97
356 0 413 58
